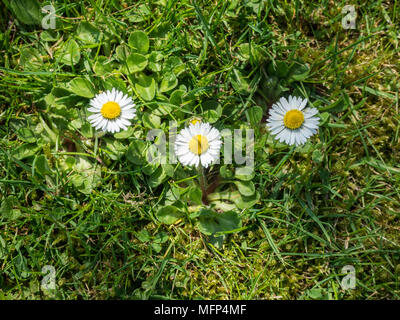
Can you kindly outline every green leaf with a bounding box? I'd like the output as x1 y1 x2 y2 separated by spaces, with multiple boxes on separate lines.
153 232 168 243
68 78 96 98
12 143 40 160
1 196 21 221
234 180 255 196
115 45 130 62
134 73 156 101
312 149 324 164
104 77 127 92
187 187 203 205
142 112 161 129
16 128 36 143
234 166 255 181
148 166 168 188
148 51 164 72
19 47 42 70
125 53 148 73
197 209 241 236
126 140 147 165
202 109 220 123
230 68 251 94
128 30 149 53
40 30 58 42
58 39 81 66
163 56 185 76
169 89 185 106
114 126 135 139
236 43 251 61
136 229 150 242
93 56 114 75
65 156 76 169
246 106 263 126
268 61 289 78
34 155 52 176
72 156 101 194
220 165 234 179
9 0 41 25
235 191 260 209
156 205 183 224
288 62 310 81
127 4 151 22
159 72 178 93
76 21 101 44
151 242 162 253
102 138 127 160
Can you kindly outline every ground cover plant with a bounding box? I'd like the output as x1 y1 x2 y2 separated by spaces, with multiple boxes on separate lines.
0 0 399 299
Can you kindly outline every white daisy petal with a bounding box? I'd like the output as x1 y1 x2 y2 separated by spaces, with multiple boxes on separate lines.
266 95 320 146
87 89 136 133
174 122 221 168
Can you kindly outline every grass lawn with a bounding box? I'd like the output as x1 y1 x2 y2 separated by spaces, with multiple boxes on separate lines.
0 0 399 299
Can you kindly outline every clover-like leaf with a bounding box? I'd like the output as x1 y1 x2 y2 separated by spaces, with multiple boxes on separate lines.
156 205 183 224
134 73 156 101
159 72 178 93
126 140 147 165
234 180 255 196
125 53 148 73
68 78 96 98
128 30 149 53
246 106 263 126
197 209 241 236
58 39 81 66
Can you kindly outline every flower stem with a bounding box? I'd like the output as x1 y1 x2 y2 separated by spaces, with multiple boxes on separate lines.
94 133 99 156
198 164 208 196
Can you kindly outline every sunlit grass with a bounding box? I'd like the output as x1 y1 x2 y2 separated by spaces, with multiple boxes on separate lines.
0 0 399 299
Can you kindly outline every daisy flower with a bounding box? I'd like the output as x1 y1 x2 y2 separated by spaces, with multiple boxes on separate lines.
87 88 136 133
174 121 222 168
266 96 320 146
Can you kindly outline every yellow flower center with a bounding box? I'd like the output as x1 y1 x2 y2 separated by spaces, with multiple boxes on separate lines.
189 134 209 155
101 101 121 119
283 109 304 130
190 119 201 125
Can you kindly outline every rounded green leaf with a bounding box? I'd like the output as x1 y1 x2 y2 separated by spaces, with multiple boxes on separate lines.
169 89 185 106
114 126 135 139
156 205 183 224
126 140 147 165
197 209 241 236
9 0 41 25
68 78 96 98
148 166 168 188
246 106 263 126
234 191 260 209
58 39 81 66
187 187 203 205
220 165 234 179
76 22 101 44
289 62 310 81
93 56 114 75
16 128 36 143
142 112 161 129
159 72 178 93
115 45 130 62
134 73 156 101
234 167 255 181
128 30 149 53
34 155 52 176
234 180 255 196
125 53 148 73
148 51 164 72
